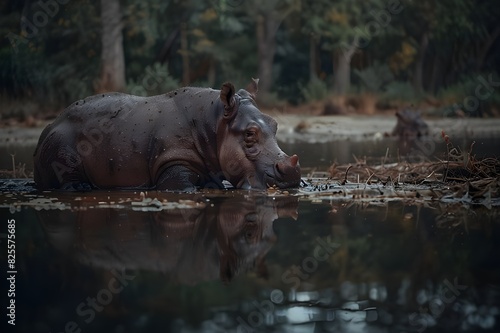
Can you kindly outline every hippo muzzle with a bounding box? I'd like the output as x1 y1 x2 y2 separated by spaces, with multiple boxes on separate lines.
267 154 301 188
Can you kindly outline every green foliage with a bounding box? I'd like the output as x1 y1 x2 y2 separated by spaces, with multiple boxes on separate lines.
127 63 178 96
437 72 500 114
299 78 329 103
381 81 421 104
258 91 284 106
1 0 100 108
302 0 388 50
353 63 394 93
437 77 477 103
0 0 499 113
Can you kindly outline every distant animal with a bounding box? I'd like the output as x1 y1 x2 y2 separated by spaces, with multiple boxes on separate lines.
392 108 429 139
33 79 301 191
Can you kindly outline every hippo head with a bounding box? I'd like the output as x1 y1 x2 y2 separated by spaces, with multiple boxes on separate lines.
217 79 301 190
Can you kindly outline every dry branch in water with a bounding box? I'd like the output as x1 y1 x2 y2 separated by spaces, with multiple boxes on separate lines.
0 154 30 179
327 134 500 201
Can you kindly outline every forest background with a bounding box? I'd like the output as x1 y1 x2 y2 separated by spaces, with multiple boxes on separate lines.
1 0 499 120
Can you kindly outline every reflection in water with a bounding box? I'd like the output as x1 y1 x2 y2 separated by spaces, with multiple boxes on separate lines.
1 192 499 333
279 137 500 168
38 195 299 284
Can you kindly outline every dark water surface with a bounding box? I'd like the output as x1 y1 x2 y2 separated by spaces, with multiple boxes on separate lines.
281 137 500 168
1 133 500 332
1 187 499 333
1 136 500 171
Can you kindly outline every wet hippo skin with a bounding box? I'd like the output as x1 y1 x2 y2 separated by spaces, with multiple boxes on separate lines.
33 79 301 191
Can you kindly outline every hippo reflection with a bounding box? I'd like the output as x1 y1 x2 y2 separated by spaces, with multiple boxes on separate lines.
38 195 298 284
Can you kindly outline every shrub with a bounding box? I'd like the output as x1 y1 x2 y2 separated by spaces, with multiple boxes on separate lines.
299 77 329 103
381 81 421 104
127 63 178 96
353 63 394 93
437 73 500 117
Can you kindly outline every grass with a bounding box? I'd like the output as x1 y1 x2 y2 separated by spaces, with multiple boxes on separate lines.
0 154 31 179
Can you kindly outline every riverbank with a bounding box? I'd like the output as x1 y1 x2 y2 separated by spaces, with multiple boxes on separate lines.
2 115 500 147
271 115 500 143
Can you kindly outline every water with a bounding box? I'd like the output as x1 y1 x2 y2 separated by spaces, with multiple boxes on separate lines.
1 187 499 333
1 133 499 333
2 136 500 171
281 137 500 168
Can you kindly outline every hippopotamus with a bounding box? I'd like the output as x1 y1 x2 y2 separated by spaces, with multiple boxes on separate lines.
33 79 301 191
392 108 429 139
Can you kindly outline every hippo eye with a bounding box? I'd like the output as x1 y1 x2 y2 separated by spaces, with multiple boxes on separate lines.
244 127 259 144
246 212 258 222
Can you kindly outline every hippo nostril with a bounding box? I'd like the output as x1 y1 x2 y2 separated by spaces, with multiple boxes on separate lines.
276 154 300 176
276 162 285 175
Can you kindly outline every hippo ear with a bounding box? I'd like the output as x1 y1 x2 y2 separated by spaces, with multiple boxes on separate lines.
220 82 236 117
246 78 259 99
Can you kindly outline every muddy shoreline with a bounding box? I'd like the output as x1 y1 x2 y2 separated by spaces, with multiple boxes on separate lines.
271 115 500 143
2 116 500 147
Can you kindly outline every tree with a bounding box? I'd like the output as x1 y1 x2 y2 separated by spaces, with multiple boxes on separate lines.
1 0 499 113
302 0 390 96
243 0 300 102
97 0 125 92
398 0 500 93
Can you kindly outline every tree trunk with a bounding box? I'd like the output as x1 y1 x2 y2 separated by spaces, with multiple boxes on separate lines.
429 54 442 94
252 1 299 102
309 34 318 81
98 0 125 92
156 27 180 64
332 36 358 95
476 26 500 71
207 57 216 87
256 14 278 102
413 32 429 95
180 22 190 86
